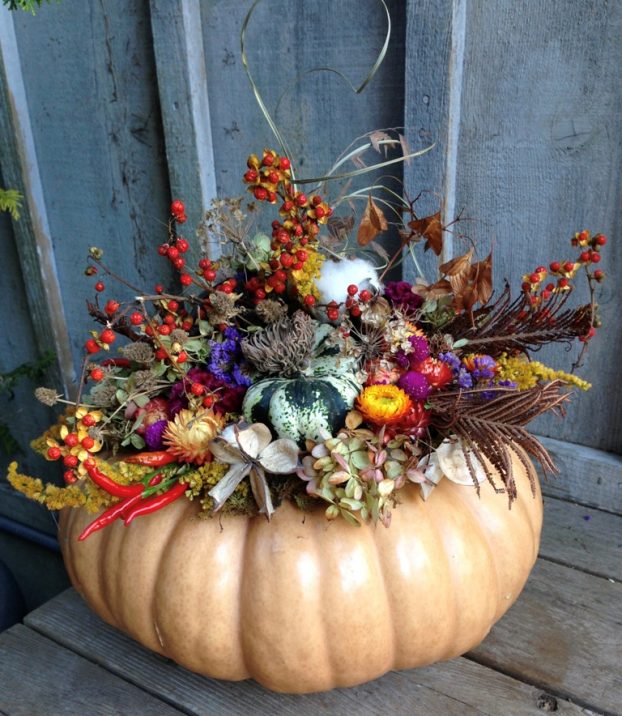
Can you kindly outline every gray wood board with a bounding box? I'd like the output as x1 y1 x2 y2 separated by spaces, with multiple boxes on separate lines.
444 1 621 451
540 496 621 581
25 588 599 716
538 437 622 514
199 0 407 260
11 1 172 371
403 0 459 278
0 623 182 716
470 559 621 715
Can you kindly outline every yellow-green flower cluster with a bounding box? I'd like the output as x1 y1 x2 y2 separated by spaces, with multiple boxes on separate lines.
7 462 114 513
497 354 591 391
291 248 324 300
178 461 251 514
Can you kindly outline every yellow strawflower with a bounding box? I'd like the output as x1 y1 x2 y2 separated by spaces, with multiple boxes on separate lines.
356 384 413 425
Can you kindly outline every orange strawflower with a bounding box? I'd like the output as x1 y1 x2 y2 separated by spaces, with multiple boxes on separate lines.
356 385 413 425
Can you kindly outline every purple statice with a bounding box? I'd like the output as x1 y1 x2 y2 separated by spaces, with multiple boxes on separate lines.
144 419 167 450
480 378 518 400
398 371 432 400
467 354 498 381
208 327 249 387
384 281 423 312
440 351 473 389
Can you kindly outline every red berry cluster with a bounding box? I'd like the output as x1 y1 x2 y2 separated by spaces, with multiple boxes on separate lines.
159 206 193 286
520 230 607 341
170 199 187 224
342 284 373 319
242 149 333 306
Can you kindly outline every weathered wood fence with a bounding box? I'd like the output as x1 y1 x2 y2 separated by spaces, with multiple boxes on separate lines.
0 0 620 548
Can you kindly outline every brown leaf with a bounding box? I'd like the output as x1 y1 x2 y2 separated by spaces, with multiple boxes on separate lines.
412 278 453 299
357 195 388 246
408 212 443 255
327 214 355 245
369 130 393 155
472 252 493 305
439 248 474 277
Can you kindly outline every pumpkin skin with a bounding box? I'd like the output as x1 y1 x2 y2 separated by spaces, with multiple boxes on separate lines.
242 374 361 444
59 449 542 694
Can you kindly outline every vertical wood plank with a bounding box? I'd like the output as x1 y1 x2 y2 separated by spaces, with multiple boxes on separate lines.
0 9 74 395
150 0 218 249
403 0 454 280
453 1 622 452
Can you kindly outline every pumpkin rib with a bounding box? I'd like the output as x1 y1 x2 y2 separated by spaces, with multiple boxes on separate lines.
447 483 504 653
150 498 197 656
370 523 398 674
234 513 252 680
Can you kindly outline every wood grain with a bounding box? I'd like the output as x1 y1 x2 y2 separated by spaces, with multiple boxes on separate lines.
540 496 621 581
538 437 622 514
150 0 218 239
0 624 182 715
470 559 621 715
25 589 598 716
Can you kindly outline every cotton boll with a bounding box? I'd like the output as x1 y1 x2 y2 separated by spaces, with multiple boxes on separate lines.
315 258 381 306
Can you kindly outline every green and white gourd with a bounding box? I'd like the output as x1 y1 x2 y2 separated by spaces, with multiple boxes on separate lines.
242 371 361 445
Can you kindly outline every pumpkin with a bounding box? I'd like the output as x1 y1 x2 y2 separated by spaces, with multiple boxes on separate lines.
242 373 361 445
59 448 542 694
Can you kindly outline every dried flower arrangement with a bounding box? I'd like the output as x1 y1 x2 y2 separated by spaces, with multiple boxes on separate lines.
8 140 605 534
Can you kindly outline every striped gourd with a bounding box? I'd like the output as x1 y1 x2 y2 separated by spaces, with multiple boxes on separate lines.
242 373 361 445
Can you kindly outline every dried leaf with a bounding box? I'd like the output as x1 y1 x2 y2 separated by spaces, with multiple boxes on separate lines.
327 214 355 244
345 410 363 430
357 195 388 246
208 463 250 511
412 277 453 299
472 252 493 306
440 248 474 277
408 212 443 255
369 129 393 155
248 467 275 519
236 423 272 459
258 438 299 474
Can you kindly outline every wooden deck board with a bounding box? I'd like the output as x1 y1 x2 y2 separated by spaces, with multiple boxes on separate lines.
0 624 183 716
469 560 621 715
540 496 621 580
24 589 599 716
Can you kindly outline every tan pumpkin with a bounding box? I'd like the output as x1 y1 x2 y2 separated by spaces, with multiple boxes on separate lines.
59 449 542 694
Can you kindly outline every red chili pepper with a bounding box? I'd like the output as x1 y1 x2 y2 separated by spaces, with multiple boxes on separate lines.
78 492 143 541
124 450 177 467
85 463 144 498
123 480 187 526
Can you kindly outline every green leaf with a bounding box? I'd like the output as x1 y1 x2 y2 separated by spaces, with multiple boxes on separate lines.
452 338 469 349
130 433 145 449
115 389 128 404
133 394 149 408
350 450 371 470
198 320 212 337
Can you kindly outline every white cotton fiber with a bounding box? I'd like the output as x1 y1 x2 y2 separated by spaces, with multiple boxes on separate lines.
315 257 381 306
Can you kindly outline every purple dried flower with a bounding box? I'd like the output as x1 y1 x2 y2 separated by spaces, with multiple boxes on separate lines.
144 419 167 450
408 335 430 363
398 371 432 400
384 281 423 312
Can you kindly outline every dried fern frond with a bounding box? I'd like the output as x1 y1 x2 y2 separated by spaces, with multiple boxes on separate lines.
429 381 568 502
241 310 315 376
445 284 592 357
